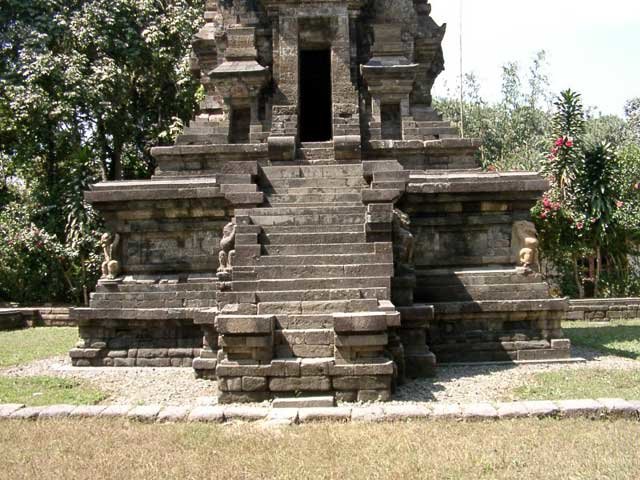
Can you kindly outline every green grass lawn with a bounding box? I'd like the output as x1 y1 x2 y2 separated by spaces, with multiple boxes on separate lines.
563 319 640 359
0 327 78 367
1 419 639 479
0 376 106 406
511 368 640 401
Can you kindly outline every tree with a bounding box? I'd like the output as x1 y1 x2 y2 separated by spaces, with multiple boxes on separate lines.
434 51 553 171
0 0 204 304
534 90 640 298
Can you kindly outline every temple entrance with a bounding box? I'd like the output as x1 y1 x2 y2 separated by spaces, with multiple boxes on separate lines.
299 49 332 142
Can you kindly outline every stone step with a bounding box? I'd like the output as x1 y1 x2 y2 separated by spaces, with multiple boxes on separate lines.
266 202 363 208
250 214 364 226
262 242 375 255
300 141 334 148
238 206 366 217
262 231 367 245
275 313 334 329
297 148 335 160
265 177 367 189
251 253 389 267
420 283 552 302
233 276 391 293
418 269 545 286
251 263 393 280
260 224 363 234
254 287 388 303
266 193 362 204
261 164 362 179
257 298 379 315
281 187 364 195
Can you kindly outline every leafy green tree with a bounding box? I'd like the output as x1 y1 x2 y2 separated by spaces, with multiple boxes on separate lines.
435 51 553 171
0 0 203 304
534 90 640 298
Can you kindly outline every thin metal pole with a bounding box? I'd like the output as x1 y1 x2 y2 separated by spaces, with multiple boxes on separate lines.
459 0 465 138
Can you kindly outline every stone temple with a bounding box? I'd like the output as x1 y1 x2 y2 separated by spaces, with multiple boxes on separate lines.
70 0 571 403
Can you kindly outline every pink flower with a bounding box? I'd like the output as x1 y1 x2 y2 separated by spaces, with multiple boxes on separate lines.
542 197 552 208
555 138 564 147
540 212 548 220
616 200 624 208
576 221 584 230
565 138 574 148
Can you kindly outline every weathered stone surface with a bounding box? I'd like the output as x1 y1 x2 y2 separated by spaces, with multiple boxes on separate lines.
128 405 162 422
273 396 334 409
382 404 431 420
269 376 331 392
556 399 604 418
522 401 559 417
100 405 133 418
298 407 352 423
351 406 385 422
462 403 498 420
39 404 76 419
223 406 269 421
596 398 639 418
10 406 45 420
157 406 191 423
0 404 25 418
431 403 461 419
188 406 225 422
496 402 529 419
69 405 107 418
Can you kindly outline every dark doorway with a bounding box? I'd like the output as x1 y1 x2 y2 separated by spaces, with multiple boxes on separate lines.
229 106 250 144
381 103 402 140
299 49 332 142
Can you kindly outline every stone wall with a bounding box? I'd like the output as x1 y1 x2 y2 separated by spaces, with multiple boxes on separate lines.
0 307 73 329
566 298 640 321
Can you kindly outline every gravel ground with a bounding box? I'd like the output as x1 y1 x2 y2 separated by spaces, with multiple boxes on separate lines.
2 346 639 406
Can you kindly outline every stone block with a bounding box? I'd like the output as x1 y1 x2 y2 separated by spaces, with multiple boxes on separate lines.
157 406 191 423
218 391 270 404
68 405 107 418
128 405 162 422
596 398 638 418
332 376 391 391
10 406 45 420
382 404 431 420
298 407 352 423
0 404 25 418
351 406 385 422
357 390 391 402
268 376 331 392
273 396 335 409
242 376 268 392
188 406 225 422
217 315 274 334
556 399 604 418
333 312 387 333
431 403 461 419
39 404 76 419
223 406 269 421
100 405 133 418
522 401 558 417
496 402 529 419
462 402 498 420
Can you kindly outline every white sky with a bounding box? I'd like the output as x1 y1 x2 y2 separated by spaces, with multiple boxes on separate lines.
430 0 640 115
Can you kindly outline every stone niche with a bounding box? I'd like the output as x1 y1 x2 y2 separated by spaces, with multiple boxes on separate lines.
70 0 570 403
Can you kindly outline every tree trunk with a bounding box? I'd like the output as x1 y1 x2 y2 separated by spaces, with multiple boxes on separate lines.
572 255 585 299
594 246 602 298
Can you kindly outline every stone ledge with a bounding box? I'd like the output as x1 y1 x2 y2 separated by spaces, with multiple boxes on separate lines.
2 398 638 424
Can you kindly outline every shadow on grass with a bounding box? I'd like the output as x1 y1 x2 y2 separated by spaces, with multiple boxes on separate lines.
564 323 640 360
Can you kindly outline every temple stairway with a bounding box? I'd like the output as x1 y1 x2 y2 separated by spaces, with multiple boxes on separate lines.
203 162 401 402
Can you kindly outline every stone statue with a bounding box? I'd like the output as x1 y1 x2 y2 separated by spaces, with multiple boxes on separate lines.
512 221 539 271
217 221 236 274
100 232 120 279
393 209 415 268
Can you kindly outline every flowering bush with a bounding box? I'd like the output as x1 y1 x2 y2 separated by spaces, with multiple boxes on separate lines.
534 90 640 297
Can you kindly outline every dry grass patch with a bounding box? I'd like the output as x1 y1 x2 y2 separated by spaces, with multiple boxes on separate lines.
1 418 639 479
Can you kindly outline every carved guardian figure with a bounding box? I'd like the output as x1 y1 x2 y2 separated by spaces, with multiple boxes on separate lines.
512 221 539 271
100 232 120 279
218 221 236 274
